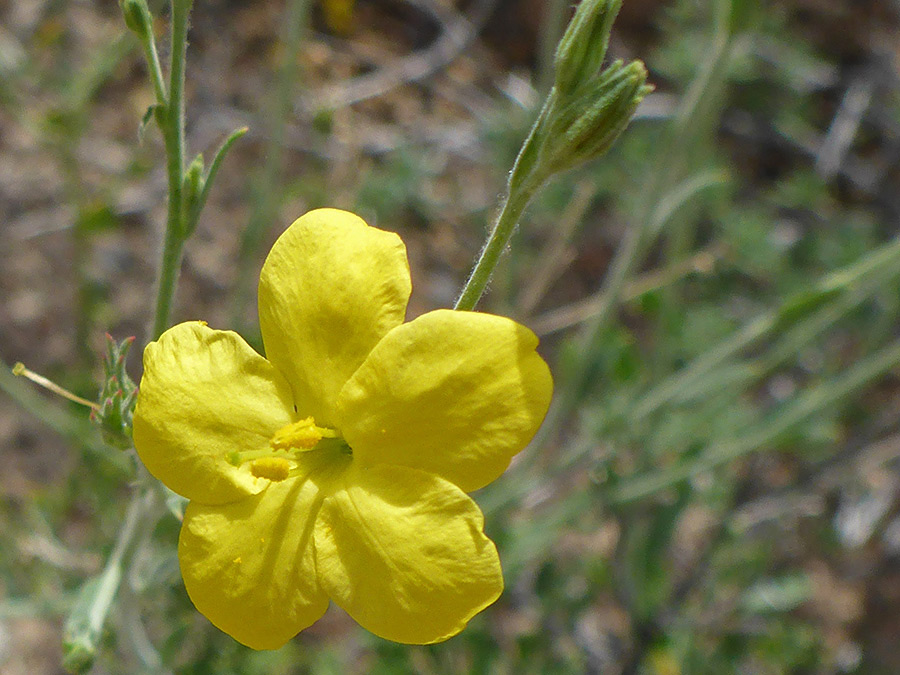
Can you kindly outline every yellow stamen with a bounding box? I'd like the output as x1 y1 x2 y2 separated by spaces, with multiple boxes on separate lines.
226 417 347 472
249 457 292 481
12 362 98 409
270 416 339 451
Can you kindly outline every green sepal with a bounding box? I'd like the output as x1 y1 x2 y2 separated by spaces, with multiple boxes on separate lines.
90 334 137 450
507 7 651 196
543 59 651 175
512 59 650 193
554 0 622 95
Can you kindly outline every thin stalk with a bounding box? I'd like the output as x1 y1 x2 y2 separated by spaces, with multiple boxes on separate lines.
151 0 192 340
455 175 543 311
454 86 557 312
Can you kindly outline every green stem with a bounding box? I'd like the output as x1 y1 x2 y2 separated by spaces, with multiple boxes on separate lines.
454 89 557 312
152 218 184 341
151 0 192 340
454 178 542 311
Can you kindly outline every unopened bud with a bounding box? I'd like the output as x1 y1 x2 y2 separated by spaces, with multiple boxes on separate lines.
555 0 622 95
92 334 138 449
119 0 153 41
505 0 650 197
544 59 651 175
182 153 205 237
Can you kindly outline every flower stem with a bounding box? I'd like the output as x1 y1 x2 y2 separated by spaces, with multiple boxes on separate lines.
151 0 192 341
454 175 543 311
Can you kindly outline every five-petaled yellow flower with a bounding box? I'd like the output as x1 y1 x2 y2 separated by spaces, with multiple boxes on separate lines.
133 209 553 649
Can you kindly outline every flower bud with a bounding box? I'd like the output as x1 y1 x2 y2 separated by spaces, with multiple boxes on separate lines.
554 0 622 95
182 152 205 236
544 59 651 175
91 335 137 449
119 0 154 41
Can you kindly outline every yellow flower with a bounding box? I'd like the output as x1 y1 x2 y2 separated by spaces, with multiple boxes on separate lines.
133 209 553 649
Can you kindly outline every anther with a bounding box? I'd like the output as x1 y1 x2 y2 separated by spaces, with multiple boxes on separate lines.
270 417 339 452
249 457 292 481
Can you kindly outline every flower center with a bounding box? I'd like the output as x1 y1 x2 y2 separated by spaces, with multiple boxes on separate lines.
226 416 351 483
270 417 339 451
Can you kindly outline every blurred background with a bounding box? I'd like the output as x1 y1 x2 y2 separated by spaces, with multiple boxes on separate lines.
2 0 900 672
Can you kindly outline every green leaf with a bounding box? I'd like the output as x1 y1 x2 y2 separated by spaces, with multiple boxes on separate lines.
138 103 163 142
183 127 248 236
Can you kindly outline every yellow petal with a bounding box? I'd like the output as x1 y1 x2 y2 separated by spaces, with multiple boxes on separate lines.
133 322 295 505
314 464 503 644
338 309 553 492
179 477 329 650
258 209 411 425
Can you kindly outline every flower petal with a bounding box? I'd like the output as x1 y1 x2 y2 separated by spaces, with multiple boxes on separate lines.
338 309 553 492
179 477 329 650
258 209 411 425
133 322 295 505
313 464 503 644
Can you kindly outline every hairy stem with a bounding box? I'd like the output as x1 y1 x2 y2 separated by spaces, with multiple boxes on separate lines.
454 176 543 311
151 0 192 340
